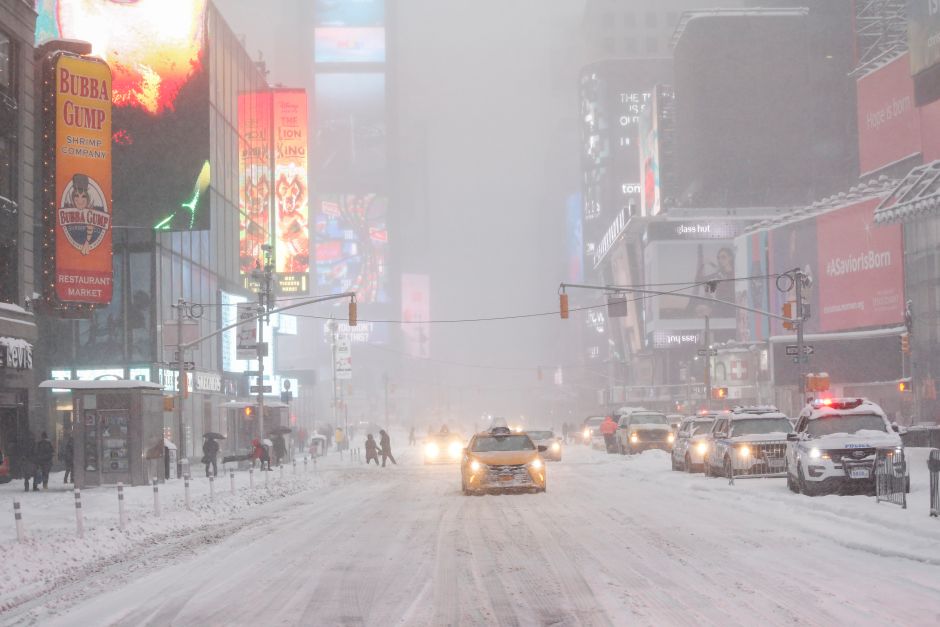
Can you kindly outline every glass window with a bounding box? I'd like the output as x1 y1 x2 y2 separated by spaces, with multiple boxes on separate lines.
471 435 535 452
645 12 658 28
0 135 14 207
0 31 13 93
646 37 658 54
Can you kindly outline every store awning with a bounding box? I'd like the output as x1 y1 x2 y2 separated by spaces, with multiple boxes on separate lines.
874 160 940 224
40 379 163 390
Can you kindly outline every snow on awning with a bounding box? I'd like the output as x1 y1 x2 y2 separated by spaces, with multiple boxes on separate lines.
874 160 940 224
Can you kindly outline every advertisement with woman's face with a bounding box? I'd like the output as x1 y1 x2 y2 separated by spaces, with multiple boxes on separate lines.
644 240 736 324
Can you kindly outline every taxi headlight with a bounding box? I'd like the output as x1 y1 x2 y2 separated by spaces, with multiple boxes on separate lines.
809 447 821 460
738 445 751 457
448 442 462 459
530 458 543 470
630 433 639 444
696 441 708 455
667 433 675 444
470 460 482 473
425 443 439 458
551 442 561 452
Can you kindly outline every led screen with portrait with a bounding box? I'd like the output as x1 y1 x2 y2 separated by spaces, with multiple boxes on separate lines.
36 0 211 231
315 193 388 304
273 90 310 294
238 90 273 281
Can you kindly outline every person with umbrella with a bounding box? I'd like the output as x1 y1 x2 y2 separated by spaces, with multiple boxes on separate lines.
202 433 222 477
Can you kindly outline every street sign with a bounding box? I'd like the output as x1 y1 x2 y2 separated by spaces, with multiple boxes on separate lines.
243 370 261 377
168 361 195 371
785 345 814 356
697 349 718 356
335 335 353 380
250 385 273 393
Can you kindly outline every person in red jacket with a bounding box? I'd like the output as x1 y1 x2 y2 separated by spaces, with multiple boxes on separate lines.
600 416 619 453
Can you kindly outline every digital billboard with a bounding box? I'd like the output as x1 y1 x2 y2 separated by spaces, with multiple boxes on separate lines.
238 90 273 281
314 73 386 187
816 198 904 332
401 273 430 359
315 27 386 64
638 94 661 217
856 54 921 176
909 0 940 77
565 193 584 283
315 0 385 27
733 231 770 342
315 193 388 303
273 90 310 294
768 216 819 335
37 0 211 231
45 53 113 307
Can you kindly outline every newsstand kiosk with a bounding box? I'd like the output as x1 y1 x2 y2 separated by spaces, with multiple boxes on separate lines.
39 380 166 488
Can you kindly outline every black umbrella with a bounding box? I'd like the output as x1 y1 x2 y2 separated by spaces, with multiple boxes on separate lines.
203 432 226 439
269 426 292 435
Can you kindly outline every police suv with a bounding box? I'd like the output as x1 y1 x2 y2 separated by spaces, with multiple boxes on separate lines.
785 398 908 496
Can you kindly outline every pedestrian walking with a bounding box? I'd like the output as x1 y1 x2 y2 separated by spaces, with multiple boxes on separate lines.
297 427 308 453
251 438 265 469
365 434 380 465
62 436 74 484
35 432 55 490
379 429 397 467
562 423 569 444
273 433 287 467
202 436 219 477
20 436 38 492
600 416 619 453
408 426 416 446
335 428 346 452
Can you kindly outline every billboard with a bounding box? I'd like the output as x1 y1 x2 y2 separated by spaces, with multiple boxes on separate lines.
238 90 273 281
565 193 584 283
38 0 211 231
734 231 770 342
315 0 385 26
909 0 940 76
314 73 386 186
315 193 388 303
816 198 904 332
401 273 430 359
856 54 921 175
768 217 819 335
315 27 386 63
638 93 661 217
46 53 113 307
273 90 310 294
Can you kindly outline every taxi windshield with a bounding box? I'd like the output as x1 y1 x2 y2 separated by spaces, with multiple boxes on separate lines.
471 435 536 452
527 431 553 440
731 418 793 436
806 414 887 437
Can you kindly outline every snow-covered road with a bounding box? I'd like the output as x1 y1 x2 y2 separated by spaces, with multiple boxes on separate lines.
10 445 940 626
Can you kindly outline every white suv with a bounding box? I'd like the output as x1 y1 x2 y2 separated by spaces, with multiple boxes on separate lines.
786 398 908 496
704 408 793 478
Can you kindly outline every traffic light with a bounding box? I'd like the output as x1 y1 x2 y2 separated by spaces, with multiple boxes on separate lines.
901 333 910 354
712 387 728 400
559 293 569 319
899 379 912 393
244 406 254 419
163 396 174 412
783 301 795 330
348 300 357 327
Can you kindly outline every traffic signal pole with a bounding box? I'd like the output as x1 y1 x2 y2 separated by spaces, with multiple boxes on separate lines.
795 272 806 404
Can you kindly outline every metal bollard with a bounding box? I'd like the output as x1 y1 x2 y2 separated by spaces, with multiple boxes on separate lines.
74 489 84 538
303 457 308 473
209 474 215 500
152 477 161 517
117 482 127 531
230 471 236 495
280 464 285 480
293 459 297 475
249 467 255 489
184 475 191 510
13 500 24 542
265 466 270 489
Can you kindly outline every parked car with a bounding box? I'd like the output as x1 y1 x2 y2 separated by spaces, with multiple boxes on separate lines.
615 410 674 454
704 407 793 478
671 415 717 472
785 398 909 496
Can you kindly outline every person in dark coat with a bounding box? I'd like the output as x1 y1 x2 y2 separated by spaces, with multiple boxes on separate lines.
20 435 38 492
202 436 219 477
62 436 75 484
378 429 396 467
365 434 380 465
272 433 287 467
408 426 416 446
35 432 55 489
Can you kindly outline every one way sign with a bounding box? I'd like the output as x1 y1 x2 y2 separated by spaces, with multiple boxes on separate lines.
785 345 814 356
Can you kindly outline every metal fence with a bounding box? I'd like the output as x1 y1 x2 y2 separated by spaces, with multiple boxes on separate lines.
929 449 940 518
726 442 788 485
874 448 907 509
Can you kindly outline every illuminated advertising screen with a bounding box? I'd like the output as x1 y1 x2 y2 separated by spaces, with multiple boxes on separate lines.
315 193 388 304
314 73 386 186
315 0 385 26
768 217 819 335
856 54 921 176
314 0 385 63
273 89 310 294
45 52 113 307
401 273 430 359
733 231 770 342
909 0 940 76
815 198 904 332
238 90 273 281
38 0 211 231
565 193 584 283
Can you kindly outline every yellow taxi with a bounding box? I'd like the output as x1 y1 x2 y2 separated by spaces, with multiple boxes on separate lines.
461 427 547 495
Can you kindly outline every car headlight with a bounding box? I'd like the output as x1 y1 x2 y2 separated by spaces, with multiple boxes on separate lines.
667 433 675 443
696 441 708 455
551 442 561 452
630 433 639 443
583 428 591 439
448 442 462 459
425 443 439 458
809 447 821 459
530 458 543 470
470 460 482 472
738 445 751 457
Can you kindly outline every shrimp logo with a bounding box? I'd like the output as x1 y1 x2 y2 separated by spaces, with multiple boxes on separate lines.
58 173 111 255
